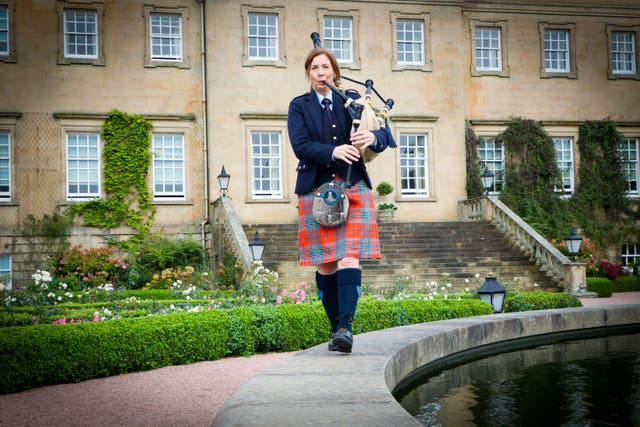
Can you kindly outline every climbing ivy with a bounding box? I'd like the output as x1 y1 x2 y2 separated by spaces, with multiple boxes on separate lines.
70 110 155 239
465 125 484 199
497 117 571 240
571 119 637 247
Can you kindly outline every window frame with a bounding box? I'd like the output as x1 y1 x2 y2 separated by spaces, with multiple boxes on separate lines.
470 20 509 77
248 127 285 200
391 12 432 72
56 1 105 66
65 130 102 201
143 5 190 69
477 136 505 194
538 22 577 79
241 5 286 68
0 0 16 63
0 254 11 291
152 132 186 201
0 128 11 200
606 25 640 80
318 8 360 70
617 137 639 197
552 136 575 195
621 243 639 268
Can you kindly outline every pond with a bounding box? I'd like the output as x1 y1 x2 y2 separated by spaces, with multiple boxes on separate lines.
396 331 640 426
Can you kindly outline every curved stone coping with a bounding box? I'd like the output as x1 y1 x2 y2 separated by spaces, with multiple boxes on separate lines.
212 305 640 427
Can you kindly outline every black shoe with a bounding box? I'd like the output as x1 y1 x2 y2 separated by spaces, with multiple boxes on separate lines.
328 332 338 351
332 328 353 353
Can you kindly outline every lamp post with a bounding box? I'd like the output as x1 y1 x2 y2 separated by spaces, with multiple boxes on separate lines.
249 230 266 262
564 228 583 262
217 165 230 197
480 168 495 196
477 276 506 313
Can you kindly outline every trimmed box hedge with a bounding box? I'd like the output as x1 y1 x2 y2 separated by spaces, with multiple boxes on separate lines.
0 292 581 395
587 277 613 297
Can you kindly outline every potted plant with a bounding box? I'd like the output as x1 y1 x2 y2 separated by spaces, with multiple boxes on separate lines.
375 182 397 222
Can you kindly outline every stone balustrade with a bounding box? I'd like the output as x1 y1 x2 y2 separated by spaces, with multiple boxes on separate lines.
459 196 586 293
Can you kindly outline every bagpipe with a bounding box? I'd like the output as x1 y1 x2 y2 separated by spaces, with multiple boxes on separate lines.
310 32 397 175
310 32 398 227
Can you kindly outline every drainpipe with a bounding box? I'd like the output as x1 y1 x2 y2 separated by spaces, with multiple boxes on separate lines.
197 0 210 252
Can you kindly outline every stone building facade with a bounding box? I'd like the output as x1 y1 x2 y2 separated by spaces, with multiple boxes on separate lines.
0 0 639 287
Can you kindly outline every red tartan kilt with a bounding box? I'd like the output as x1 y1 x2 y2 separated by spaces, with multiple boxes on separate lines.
297 179 381 266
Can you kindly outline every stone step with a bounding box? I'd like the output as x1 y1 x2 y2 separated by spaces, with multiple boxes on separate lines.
244 221 560 291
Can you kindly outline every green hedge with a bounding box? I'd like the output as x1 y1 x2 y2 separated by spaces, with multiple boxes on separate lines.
612 275 640 293
504 291 582 312
0 292 581 394
0 299 489 394
587 277 613 297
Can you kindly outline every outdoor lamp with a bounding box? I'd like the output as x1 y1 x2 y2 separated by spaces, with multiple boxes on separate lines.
480 168 495 195
249 230 266 262
564 228 583 261
217 165 230 197
478 276 506 313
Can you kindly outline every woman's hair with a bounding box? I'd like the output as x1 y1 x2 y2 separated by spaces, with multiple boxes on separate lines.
304 48 341 83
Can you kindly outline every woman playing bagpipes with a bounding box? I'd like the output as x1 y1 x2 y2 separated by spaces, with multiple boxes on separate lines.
287 46 394 353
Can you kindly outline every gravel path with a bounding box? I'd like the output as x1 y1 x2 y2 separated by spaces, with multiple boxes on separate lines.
0 352 295 427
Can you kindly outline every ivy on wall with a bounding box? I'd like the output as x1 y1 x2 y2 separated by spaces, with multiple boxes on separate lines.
465 125 484 199
497 118 571 240
572 119 637 247
466 117 639 250
70 110 155 238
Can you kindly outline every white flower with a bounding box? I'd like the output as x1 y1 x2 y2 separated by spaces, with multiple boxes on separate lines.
57 296 62 301
465 287 469 292
474 273 480 279
464 278 470 284
60 283 67 290
48 292 55 298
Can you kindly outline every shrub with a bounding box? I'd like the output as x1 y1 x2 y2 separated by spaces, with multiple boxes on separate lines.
596 260 626 280
612 275 640 293
375 181 394 196
52 247 128 290
126 235 205 289
586 277 613 298
503 292 582 312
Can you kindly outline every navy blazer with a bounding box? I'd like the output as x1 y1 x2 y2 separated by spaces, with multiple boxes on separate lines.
287 90 391 195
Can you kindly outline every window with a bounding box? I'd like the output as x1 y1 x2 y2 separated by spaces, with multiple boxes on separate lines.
470 20 509 77
391 13 431 72
248 13 278 60
539 23 577 78
0 1 16 62
0 130 9 199
57 2 104 65
607 26 640 79
66 132 100 200
399 133 429 197
553 137 574 194
0 255 10 291
143 6 190 68
151 14 182 61
153 133 185 199
241 6 285 67
64 9 97 58
478 137 504 193
621 244 639 268
318 9 360 69
618 138 639 196
251 131 282 199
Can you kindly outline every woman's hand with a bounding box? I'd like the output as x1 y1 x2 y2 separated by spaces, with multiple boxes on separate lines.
350 130 376 151
332 144 360 165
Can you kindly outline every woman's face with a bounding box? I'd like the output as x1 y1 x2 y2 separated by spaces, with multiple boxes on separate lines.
308 53 334 95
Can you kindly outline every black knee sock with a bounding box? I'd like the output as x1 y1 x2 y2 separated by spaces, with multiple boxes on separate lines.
336 268 361 332
316 271 339 333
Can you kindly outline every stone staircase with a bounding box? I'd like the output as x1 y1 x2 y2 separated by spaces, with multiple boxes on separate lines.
243 221 559 291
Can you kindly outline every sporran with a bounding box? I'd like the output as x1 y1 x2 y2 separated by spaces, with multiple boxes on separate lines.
312 180 349 227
